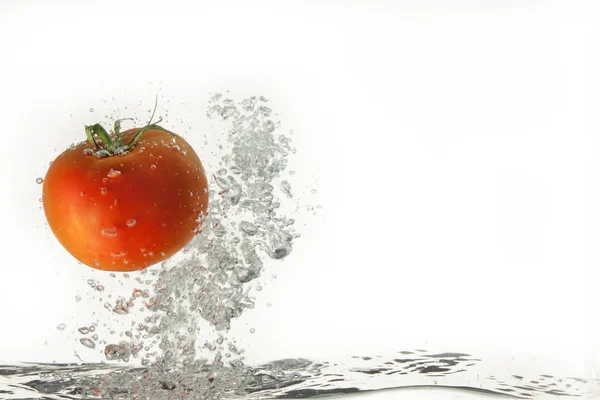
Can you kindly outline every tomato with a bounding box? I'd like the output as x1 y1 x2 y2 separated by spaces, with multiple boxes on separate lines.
42 117 208 272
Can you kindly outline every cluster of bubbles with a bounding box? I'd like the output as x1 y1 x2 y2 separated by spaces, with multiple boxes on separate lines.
58 95 302 397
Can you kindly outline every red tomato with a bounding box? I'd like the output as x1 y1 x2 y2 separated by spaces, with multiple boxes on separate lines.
42 120 208 272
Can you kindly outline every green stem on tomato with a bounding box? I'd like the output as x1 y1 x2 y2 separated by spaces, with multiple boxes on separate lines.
84 96 169 156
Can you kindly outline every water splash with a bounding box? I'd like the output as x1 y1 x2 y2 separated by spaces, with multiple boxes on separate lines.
1 351 597 399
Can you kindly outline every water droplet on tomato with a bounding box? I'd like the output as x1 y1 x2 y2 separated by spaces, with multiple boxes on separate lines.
107 169 121 178
100 187 108 195
83 148 93 155
150 164 157 170
36 177 44 184
56 323 66 331
80 338 96 349
101 228 118 237
160 251 166 257
124 259 129 265
126 218 137 227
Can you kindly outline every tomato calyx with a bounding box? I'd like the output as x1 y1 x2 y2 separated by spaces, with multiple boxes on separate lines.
84 98 171 157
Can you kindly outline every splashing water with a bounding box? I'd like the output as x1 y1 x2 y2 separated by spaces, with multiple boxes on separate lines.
12 95 598 399
51 94 301 395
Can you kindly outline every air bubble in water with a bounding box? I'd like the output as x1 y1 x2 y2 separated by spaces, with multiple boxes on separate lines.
239 221 258 236
89 108 94 112
36 177 44 184
101 228 118 237
80 338 96 349
78 327 90 334
56 323 66 331
280 180 292 198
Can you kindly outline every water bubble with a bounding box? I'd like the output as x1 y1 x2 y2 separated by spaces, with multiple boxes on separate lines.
105 343 131 361
107 169 122 178
56 323 66 331
96 285 105 292
83 148 94 155
89 108 94 112
126 218 137 227
239 221 258 236
78 327 90 334
36 177 44 184
150 164 157 170
80 338 96 349
100 187 108 195
311 188 317 194
250 328 255 333
101 228 118 237
75 295 81 302
280 180 292 198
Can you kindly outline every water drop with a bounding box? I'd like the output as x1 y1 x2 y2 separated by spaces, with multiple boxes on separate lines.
89 108 94 112
126 218 137 227
311 188 317 194
250 328 255 333
280 180 292 198
101 228 117 237
75 295 82 302
83 148 93 155
78 327 90 334
107 169 121 178
239 221 258 236
36 177 44 184
100 187 108 195
56 323 66 331
80 338 96 349
150 164 157 170
96 285 105 292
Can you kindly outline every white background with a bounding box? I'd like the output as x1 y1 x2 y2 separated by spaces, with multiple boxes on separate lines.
0 0 598 398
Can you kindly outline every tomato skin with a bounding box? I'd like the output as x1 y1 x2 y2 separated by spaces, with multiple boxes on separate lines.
42 129 208 272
